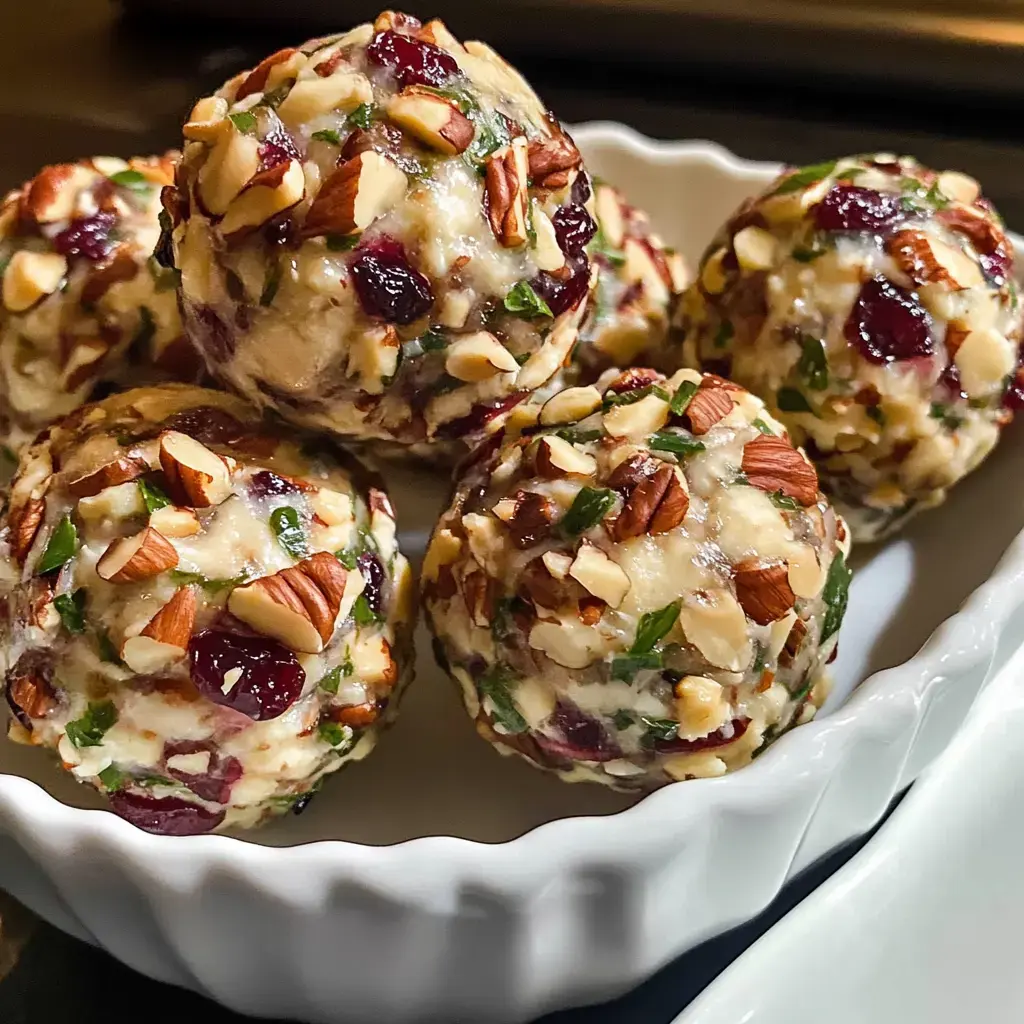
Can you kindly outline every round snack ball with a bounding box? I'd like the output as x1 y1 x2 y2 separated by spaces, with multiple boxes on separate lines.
571 180 689 383
678 154 1022 541
0 154 198 466
0 385 414 834
169 10 596 450
423 367 851 789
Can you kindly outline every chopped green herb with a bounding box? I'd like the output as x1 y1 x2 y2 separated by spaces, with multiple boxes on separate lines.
131 306 156 351
149 257 180 292
65 700 118 749
797 334 829 390
318 720 351 748
228 111 258 134
97 764 128 792
610 652 662 681
352 594 380 626
752 418 775 435
492 595 529 642
418 328 448 352
769 491 800 511
752 643 767 675
347 103 375 130
167 570 250 593
821 550 852 641
270 505 307 560
559 487 616 538
311 128 342 145
260 261 282 306
96 630 122 665
669 379 699 416
834 168 861 183
611 709 635 731
326 233 359 251
929 403 963 429
553 427 603 445
108 169 152 196
504 280 553 319
640 717 680 743
1 444 16 469
602 383 671 410
631 600 681 655
1008 279 1019 311
138 478 171 513
54 589 87 634
477 668 527 734
465 112 511 168
776 387 814 414
335 549 358 570
514 352 530 366
0 256 10 279
319 666 342 695
649 431 706 456
866 405 886 426
136 773 179 789
792 240 827 263
713 320 735 349
771 159 838 196
589 225 627 268
342 648 354 676
37 515 78 574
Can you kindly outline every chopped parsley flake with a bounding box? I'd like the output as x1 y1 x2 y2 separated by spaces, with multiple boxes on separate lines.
65 701 118 749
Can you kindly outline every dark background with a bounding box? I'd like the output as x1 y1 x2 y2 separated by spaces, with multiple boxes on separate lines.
1 0 1022 1019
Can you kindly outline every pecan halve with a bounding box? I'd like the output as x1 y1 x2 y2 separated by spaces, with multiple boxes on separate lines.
506 490 555 549
612 464 688 540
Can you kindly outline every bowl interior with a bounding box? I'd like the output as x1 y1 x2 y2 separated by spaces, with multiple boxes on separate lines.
3 130 1023 847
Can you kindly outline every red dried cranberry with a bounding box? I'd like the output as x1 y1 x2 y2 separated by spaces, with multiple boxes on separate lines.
844 276 933 364
161 406 245 445
188 630 304 721
570 170 592 206
163 741 243 805
109 791 225 836
534 701 621 763
436 390 527 439
654 717 750 754
248 471 298 499
366 30 460 88
52 211 117 262
350 237 433 324
532 253 590 317
1004 368 1024 411
813 186 903 234
552 204 597 257
938 361 967 401
356 552 385 615
189 305 235 362
258 125 300 172
980 250 1012 284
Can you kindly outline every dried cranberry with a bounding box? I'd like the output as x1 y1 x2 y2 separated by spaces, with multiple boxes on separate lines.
570 171 592 206
436 390 527 440
52 211 117 262
938 361 967 401
188 630 304 721
109 791 225 836
532 253 590 317
844 276 933 364
356 552 385 615
248 471 298 499
654 717 750 754
552 204 597 257
813 186 903 234
1004 369 1024 411
366 29 460 88
535 701 621 763
161 406 245 445
164 741 243 805
258 125 300 172
350 237 433 324
189 305 235 363
980 250 1012 284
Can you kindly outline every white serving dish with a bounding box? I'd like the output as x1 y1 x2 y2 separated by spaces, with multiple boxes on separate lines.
2 125 1024 1023
674 637 1024 1024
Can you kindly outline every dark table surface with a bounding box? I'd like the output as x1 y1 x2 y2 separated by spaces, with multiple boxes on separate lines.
2 1 1023 1021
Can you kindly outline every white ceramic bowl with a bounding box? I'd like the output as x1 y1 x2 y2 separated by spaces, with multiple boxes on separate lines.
3 126 1024 1023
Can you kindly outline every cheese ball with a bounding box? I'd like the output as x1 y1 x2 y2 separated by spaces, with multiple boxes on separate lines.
0 385 413 834
678 154 1022 541
169 11 597 451
423 367 851 789
0 154 197 468
571 180 689 383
